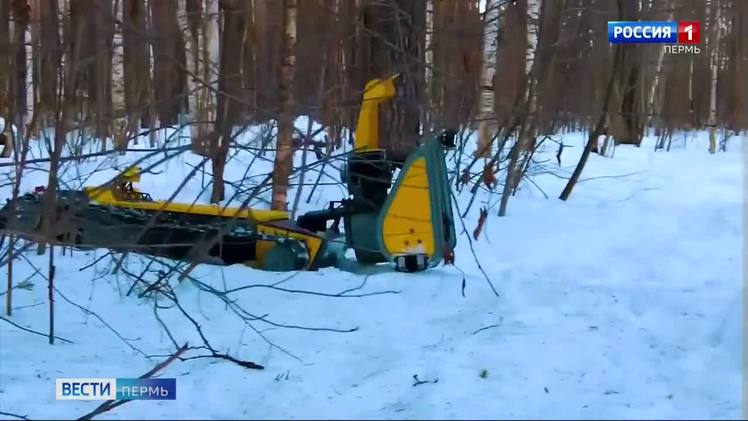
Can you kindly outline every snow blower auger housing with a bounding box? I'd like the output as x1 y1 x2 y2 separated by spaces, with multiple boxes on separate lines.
0 76 457 272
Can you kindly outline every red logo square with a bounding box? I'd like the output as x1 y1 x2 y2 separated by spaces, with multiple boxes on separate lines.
678 21 700 44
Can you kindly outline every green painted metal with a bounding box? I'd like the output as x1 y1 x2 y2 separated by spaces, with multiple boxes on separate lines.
345 212 386 264
314 232 348 269
261 241 308 271
375 135 455 268
429 136 457 251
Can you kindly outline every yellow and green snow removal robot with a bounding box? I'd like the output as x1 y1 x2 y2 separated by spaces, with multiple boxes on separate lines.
0 75 457 272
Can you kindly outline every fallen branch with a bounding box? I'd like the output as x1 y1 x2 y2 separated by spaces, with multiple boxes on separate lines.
0 315 72 344
472 323 500 335
412 374 439 387
179 352 264 370
54 287 149 358
0 411 30 420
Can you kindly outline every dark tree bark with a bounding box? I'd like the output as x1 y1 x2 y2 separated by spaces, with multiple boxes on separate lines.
92 0 114 142
320 0 346 151
493 0 527 124
122 0 150 146
211 0 252 203
185 0 203 67
11 0 29 131
609 0 645 146
254 0 282 121
356 0 426 162
65 0 94 122
241 0 256 119
0 1 11 123
150 0 187 126
0 1 10 157
294 0 335 116
37 0 60 124
431 0 482 130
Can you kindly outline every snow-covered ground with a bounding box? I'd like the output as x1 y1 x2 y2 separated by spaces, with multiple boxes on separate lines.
0 127 744 419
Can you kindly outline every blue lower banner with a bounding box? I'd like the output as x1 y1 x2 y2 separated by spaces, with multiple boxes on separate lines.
56 378 176 401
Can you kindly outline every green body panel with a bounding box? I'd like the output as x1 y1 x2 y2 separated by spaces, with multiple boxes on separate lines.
429 137 457 250
344 212 386 264
314 232 347 268
262 242 308 271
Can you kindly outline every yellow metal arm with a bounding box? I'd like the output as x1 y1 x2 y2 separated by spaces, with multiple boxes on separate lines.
84 165 289 223
354 74 399 151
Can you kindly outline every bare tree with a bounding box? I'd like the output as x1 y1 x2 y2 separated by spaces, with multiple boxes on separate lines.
559 0 625 201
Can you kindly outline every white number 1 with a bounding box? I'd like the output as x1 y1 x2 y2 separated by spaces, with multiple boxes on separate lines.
684 24 693 41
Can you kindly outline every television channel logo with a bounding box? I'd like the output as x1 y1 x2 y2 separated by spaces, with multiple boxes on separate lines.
56 378 176 401
608 21 700 43
608 21 701 54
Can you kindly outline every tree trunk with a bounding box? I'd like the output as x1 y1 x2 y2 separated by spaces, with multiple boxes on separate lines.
185 0 202 67
432 0 481 133
498 0 537 217
210 0 251 203
150 0 187 126
646 0 674 129
376 0 425 162
122 0 150 146
270 0 297 211
254 0 282 122
0 0 11 158
37 0 60 126
424 0 433 132
93 0 114 145
112 0 126 149
12 0 29 136
475 0 499 158
0 1 9 122
708 0 720 153
191 0 219 156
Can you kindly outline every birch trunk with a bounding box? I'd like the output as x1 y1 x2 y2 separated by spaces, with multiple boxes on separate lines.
475 0 498 158
191 0 218 156
646 0 673 127
424 0 433 132
112 0 126 148
182 0 199 149
271 0 297 211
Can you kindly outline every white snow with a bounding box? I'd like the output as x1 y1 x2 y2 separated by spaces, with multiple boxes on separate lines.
0 127 744 419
